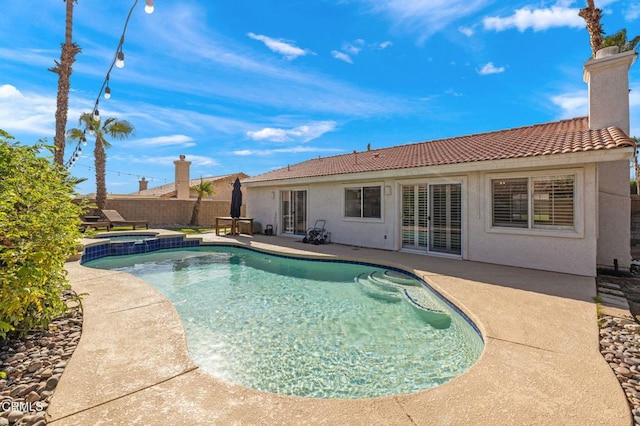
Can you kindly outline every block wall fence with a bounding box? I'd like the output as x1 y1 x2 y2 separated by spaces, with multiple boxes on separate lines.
78 198 246 227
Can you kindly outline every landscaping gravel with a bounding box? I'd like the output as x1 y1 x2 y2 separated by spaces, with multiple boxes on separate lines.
600 315 640 425
0 291 82 426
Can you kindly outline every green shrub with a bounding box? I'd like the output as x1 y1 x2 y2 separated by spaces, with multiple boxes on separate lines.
0 130 85 338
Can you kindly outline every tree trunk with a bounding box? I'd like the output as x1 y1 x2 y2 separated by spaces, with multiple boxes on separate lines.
94 139 107 210
190 196 203 226
51 0 81 165
579 0 604 58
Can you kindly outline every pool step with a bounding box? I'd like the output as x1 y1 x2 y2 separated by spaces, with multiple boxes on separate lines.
402 287 451 329
367 271 405 292
355 274 402 303
355 271 451 329
382 270 421 286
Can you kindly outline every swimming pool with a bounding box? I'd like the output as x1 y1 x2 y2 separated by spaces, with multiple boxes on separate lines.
85 246 483 399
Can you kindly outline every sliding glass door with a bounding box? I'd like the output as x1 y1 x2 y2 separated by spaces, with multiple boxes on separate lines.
281 190 307 235
401 183 462 255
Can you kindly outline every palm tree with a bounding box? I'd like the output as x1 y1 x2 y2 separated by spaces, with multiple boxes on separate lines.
579 0 604 58
50 0 81 165
190 177 215 226
67 113 135 209
603 28 640 53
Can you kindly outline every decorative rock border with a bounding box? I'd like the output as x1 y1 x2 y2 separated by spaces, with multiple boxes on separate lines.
0 291 82 426
600 315 640 425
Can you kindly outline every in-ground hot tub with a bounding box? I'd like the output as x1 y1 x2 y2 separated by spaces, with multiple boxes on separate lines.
81 231 201 263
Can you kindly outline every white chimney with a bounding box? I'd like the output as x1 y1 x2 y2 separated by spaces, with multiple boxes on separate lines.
583 47 636 135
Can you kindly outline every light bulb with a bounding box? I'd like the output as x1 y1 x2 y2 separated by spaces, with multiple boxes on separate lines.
144 0 154 14
104 86 111 99
93 109 100 121
116 52 125 68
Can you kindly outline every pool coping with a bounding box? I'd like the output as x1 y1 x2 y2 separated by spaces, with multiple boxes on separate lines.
47 232 631 425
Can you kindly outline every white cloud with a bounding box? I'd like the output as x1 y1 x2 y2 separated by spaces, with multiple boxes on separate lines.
550 90 587 118
364 0 490 42
233 146 342 156
247 32 312 60
134 135 196 147
626 4 640 20
134 6 414 118
483 5 583 32
332 50 353 64
246 121 337 143
459 26 474 36
343 39 365 55
478 62 505 75
552 83 639 132
0 84 56 137
123 154 218 167
0 84 21 98
332 39 392 63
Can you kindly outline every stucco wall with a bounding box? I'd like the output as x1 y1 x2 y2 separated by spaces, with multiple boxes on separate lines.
246 163 608 276
247 182 398 247
597 160 632 270
464 166 598 276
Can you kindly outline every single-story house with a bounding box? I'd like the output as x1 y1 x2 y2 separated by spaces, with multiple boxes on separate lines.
243 47 637 277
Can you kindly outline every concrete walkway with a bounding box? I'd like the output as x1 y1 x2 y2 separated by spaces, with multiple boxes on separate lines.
47 233 631 425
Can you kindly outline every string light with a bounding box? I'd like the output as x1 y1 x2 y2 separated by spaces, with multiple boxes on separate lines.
71 163 168 184
144 0 155 14
104 75 111 99
115 50 125 68
64 0 154 169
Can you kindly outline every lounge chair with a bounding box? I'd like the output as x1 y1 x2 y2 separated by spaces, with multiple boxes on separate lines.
101 209 149 230
80 220 111 232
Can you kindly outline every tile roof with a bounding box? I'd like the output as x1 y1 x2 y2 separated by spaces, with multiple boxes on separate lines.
131 173 248 196
244 117 634 184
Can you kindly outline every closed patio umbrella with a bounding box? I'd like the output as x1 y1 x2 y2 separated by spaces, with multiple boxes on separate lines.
230 177 242 219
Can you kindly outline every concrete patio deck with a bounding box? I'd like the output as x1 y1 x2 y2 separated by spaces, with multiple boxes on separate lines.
47 232 631 425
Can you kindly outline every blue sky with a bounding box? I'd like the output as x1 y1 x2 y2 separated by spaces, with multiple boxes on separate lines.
1 1 639 195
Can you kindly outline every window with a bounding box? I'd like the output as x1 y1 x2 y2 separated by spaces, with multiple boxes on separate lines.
344 186 381 219
492 175 575 230
492 178 528 228
532 176 574 228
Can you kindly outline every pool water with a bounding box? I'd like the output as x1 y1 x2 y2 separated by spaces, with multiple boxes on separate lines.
85 247 483 399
